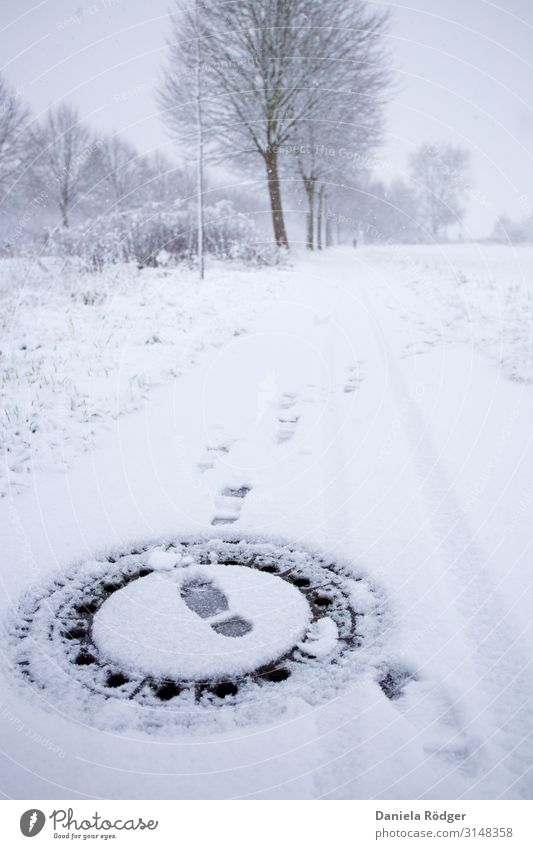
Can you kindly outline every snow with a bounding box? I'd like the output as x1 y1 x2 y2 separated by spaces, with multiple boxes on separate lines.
0 258 285 497
147 549 182 571
298 616 338 657
1 244 533 799
92 562 311 680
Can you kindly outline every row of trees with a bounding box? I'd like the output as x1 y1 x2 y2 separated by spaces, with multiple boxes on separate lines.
158 1 477 256
339 143 472 244
491 215 533 244
159 0 392 254
0 0 475 266
0 74 195 245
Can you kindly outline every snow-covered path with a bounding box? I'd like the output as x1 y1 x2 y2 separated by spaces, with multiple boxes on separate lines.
1 247 532 799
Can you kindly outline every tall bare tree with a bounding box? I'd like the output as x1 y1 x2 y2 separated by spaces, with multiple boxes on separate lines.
161 2 315 247
408 142 471 240
193 0 313 248
295 114 383 250
194 0 205 278
200 0 391 249
0 74 30 195
94 135 146 209
289 1 390 250
142 150 191 204
159 0 209 278
35 103 95 227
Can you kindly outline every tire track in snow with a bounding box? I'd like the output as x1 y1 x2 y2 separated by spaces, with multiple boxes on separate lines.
361 269 533 798
315 281 358 557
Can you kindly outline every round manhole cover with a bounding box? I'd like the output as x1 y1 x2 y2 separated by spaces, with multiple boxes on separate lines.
10 536 385 729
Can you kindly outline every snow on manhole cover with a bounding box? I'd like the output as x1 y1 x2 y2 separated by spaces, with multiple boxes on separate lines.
93 562 310 681
10 536 384 729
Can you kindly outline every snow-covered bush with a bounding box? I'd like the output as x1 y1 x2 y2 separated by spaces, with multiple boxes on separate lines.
203 200 278 265
45 200 280 270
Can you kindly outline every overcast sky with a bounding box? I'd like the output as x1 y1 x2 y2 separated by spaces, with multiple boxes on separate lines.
1 0 532 237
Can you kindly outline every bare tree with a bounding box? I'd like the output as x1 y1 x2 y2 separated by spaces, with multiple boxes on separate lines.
185 0 380 248
0 74 30 194
290 1 390 250
142 150 191 203
383 178 420 242
316 183 325 250
160 0 390 250
490 215 532 244
94 135 146 209
159 0 209 278
194 0 205 278
35 103 95 228
203 0 317 248
294 115 382 250
408 142 471 240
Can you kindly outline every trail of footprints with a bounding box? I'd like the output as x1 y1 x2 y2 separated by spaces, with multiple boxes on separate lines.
343 360 364 394
195 440 253 526
197 361 365 525
276 392 300 443
379 666 478 772
190 362 475 769
197 443 230 473
211 485 251 526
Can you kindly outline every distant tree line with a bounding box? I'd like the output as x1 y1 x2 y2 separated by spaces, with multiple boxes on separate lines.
0 78 196 249
158 1 482 253
337 143 473 245
0 72 275 266
490 214 533 244
0 0 496 269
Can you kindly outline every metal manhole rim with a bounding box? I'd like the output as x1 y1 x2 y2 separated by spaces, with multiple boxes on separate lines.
10 532 382 723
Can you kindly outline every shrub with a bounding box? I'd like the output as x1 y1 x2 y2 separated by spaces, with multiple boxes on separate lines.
45 200 279 270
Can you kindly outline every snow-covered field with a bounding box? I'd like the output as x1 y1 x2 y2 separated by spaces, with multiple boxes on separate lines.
0 258 285 496
1 244 532 799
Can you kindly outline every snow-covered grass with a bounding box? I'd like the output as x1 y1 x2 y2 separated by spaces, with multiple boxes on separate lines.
0 257 286 496
364 244 533 383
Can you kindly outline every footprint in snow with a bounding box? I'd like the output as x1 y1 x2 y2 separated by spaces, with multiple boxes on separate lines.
275 392 300 443
181 576 252 637
378 666 478 772
211 485 251 525
343 360 365 394
197 443 230 473
279 391 297 410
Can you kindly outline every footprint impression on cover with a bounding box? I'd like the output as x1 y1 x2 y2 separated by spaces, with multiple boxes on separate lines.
181 576 252 637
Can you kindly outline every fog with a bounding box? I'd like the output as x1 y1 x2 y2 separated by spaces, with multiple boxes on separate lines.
1 0 532 236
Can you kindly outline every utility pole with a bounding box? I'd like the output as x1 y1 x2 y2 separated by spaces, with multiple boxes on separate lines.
195 0 204 280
